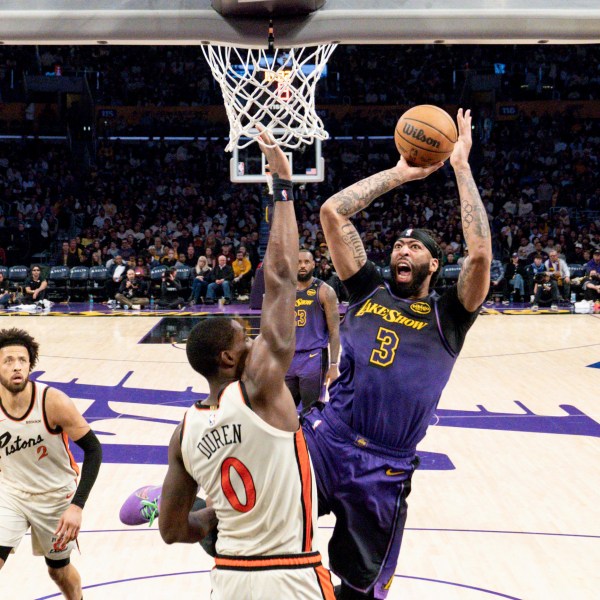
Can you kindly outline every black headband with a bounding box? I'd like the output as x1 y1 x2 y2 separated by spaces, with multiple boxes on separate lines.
397 229 442 262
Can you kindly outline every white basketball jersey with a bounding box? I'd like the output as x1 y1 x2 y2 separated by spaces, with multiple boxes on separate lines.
0 382 80 494
181 381 317 557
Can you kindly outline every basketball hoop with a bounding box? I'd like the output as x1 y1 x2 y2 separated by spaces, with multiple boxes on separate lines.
202 42 337 152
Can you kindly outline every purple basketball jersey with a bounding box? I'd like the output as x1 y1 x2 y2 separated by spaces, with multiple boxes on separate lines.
294 278 329 352
325 282 465 452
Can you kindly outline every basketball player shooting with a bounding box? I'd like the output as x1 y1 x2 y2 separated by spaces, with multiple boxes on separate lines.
301 108 492 599
157 131 335 599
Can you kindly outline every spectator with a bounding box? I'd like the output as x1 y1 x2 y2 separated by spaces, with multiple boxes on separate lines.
189 256 212 305
532 272 560 311
525 253 547 300
115 267 149 310
158 267 184 309
161 247 178 267
545 249 571 301
23 265 47 304
582 268 600 302
504 253 527 302
148 236 166 261
107 255 127 297
134 255 149 278
57 240 81 267
232 248 252 300
584 249 600 275
488 255 506 301
205 255 233 305
516 236 535 261
0 272 14 308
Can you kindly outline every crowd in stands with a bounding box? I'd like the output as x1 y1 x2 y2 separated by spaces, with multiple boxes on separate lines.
3 44 600 107
0 44 599 310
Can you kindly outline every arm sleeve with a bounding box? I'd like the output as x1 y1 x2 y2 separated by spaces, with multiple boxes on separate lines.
342 260 383 305
437 286 480 354
71 430 102 509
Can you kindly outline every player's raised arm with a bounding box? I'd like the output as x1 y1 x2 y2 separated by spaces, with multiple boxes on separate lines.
242 132 298 417
451 109 492 311
320 158 443 281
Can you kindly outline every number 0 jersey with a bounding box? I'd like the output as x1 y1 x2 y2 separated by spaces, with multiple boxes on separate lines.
180 381 317 557
325 261 479 453
0 382 80 494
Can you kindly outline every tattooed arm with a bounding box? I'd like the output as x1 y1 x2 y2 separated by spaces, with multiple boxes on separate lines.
320 159 443 280
451 109 492 312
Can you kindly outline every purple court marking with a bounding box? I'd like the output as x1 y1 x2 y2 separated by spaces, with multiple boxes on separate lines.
460 341 600 359
30 365 600 467
32 526 599 540
36 570 211 599
433 401 600 437
35 569 522 599
317 525 600 540
393 575 522 599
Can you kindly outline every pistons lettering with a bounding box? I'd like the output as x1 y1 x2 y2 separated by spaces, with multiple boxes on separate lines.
0 431 44 457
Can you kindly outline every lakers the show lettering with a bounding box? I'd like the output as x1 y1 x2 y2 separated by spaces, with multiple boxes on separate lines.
295 298 314 307
356 299 429 330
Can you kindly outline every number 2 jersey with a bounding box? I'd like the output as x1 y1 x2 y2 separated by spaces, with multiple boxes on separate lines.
0 381 80 494
180 380 318 557
324 261 479 452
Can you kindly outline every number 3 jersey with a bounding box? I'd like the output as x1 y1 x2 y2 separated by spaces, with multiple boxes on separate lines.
0 382 80 494
325 261 479 453
180 381 317 557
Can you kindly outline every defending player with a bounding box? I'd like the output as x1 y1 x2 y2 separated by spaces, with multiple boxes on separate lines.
302 109 491 599
0 327 102 599
157 132 335 599
286 249 341 414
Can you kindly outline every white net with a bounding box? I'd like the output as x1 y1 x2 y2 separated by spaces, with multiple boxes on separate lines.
202 43 337 151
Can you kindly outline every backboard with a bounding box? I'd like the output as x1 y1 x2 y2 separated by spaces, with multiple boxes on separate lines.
230 130 324 183
0 1 599 45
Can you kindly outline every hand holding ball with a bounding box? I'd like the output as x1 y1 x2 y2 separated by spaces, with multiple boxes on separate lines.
395 105 458 167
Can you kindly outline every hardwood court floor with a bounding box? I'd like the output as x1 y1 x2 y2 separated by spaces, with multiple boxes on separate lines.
1 314 599 600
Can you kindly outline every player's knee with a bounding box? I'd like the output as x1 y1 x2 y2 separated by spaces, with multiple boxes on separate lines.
46 556 71 582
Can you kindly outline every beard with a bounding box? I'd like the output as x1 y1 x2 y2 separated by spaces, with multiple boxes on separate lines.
389 261 432 298
0 374 28 394
297 271 313 282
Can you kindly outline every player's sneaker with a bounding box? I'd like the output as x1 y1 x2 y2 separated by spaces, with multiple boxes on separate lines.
119 485 162 526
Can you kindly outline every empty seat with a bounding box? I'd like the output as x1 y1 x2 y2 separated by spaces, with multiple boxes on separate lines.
46 266 70 302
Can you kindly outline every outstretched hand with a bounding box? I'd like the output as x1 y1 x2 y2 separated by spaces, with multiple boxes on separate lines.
257 127 292 180
393 155 444 183
450 108 473 170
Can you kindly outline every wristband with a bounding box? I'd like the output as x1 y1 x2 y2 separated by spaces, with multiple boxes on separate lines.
272 175 294 202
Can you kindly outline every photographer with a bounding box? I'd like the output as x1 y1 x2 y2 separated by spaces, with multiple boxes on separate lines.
532 271 560 311
115 268 149 310
158 267 185 309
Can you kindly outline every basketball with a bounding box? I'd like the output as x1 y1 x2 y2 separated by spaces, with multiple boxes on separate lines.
394 105 458 167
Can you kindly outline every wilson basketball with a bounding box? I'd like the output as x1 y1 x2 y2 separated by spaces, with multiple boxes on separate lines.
394 105 458 167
